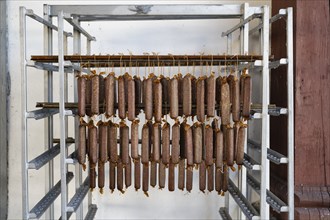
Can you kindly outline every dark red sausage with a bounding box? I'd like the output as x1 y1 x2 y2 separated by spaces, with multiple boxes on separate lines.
90 166 96 189
205 125 214 166
186 166 193 192
143 163 149 195
117 160 124 193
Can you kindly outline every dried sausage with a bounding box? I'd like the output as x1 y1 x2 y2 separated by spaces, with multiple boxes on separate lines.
207 163 214 192
91 74 99 115
127 75 136 121
226 126 234 166
159 161 166 189
98 161 105 192
205 125 214 166
221 78 231 125
141 124 150 164
152 123 161 162
143 163 149 195
182 74 192 116
134 158 141 190
160 76 170 115
105 73 115 117
162 122 170 165
178 159 185 190
120 122 129 165
185 124 193 167
109 161 116 192
88 125 98 165
150 161 157 187
108 123 118 163
232 76 240 122
236 123 246 165
186 166 193 192
215 129 224 169
131 120 139 160
78 76 86 116
118 76 126 119
196 76 205 122
168 160 175 192
207 74 216 117
117 160 124 193
144 77 153 120
125 158 132 188
134 76 142 116
153 79 162 122
170 76 179 119
171 121 180 164
193 123 203 164
99 123 108 163
90 166 96 189
199 160 206 192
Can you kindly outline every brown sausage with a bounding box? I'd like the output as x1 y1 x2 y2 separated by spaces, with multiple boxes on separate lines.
160 76 169 115
99 75 105 112
120 122 129 165
233 123 239 162
215 167 222 194
178 159 185 190
168 160 175 192
196 76 205 122
134 158 141 190
141 124 150 164
226 126 234 166
118 76 126 119
159 161 166 189
125 158 132 188
144 77 153 120
134 76 142 116
109 161 116 192
207 163 214 192
143 163 149 195
222 165 228 192
150 161 157 187
232 77 240 122
236 123 246 165
90 166 96 189
105 73 115 117
152 123 161 162
193 122 203 164
78 124 86 165
199 160 206 192
170 77 179 119
127 75 136 121
207 74 216 117
88 125 98 165
180 121 186 159
185 125 193 167
242 74 251 118
108 123 118 163
99 123 108 163
186 166 193 192
131 120 139 160
154 79 162 122
177 74 183 116
215 129 224 169
171 121 180 164
162 122 170 165
191 76 197 117
227 74 235 104
216 76 222 116
212 119 219 159
117 160 124 192
78 76 86 116
85 77 92 116
91 74 99 115
221 78 231 125
98 161 105 192
182 74 192 116
205 125 214 166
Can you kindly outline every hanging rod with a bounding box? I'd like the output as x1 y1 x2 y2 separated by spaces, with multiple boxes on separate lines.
30 55 271 67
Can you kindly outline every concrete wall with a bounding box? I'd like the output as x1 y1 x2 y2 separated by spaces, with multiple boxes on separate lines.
6 1 269 219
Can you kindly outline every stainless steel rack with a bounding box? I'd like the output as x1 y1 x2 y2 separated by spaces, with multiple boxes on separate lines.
20 3 294 220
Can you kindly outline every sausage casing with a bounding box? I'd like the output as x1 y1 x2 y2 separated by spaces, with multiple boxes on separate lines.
90 166 96 189
221 78 231 125
180 121 186 159
98 162 105 191
226 126 234 166
182 74 192 116
144 77 153 120
127 76 136 121
117 160 124 192
168 160 175 192
215 167 222 193
236 124 246 165
160 76 169 115
109 161 116 191
134 76 142 116
152 123 161 162
141 124 150 164
205 125 214 166
150 161 157 187
215 129 224 169
143 163 149 194
232 77 240 122
170 77 179 119
178 159 185 190
191 76 197 117
193 123 203 164
78 124 86 165
153 79 162 122
199 160 206 192
125 158 132 188
185 125 193 166
78 76 86 116
207 163 214 192
162 122 170 165
159 161 166 189
105 73 115 117
222 165 228 192
131 120 139 160
108 123 118 163
134 158 141 190
88 125 98 165
207 74 216 117
91 74 99 115
216 76 222 116
99 123 108 163
196 77 205 122
171 121 180 164
118 76 126 119
120 122 129 165
186 167 193 192
85 77 92 116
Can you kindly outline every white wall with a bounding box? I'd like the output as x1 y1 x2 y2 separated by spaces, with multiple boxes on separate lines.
7 1 269 219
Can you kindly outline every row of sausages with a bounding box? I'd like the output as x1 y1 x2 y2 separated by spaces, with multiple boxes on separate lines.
77 72 251 124
90 159 230 195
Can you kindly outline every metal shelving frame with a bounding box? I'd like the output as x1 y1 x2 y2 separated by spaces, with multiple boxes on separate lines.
20 3 293 220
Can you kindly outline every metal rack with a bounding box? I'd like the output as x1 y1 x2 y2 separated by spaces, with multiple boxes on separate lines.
20 4 293 220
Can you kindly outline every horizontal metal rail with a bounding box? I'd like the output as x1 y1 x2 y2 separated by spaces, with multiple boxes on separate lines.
29 172 74 219
27 61 91 74
66 176 90 213
25 9 72 37
228 179 259 220
243 153 260 170
247 173 289 213
250 9 287 34
64 15 96 41
84 205 98 220
26 108 59 120
222 13 261 36
219 207 232 220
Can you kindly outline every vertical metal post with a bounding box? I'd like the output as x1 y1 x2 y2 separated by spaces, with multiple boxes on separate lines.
239 3 249 220
58 10 68 220
286 7 294 220
43 4 54 219
260 5 270 219
20 6 29 220
73 16 83 219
